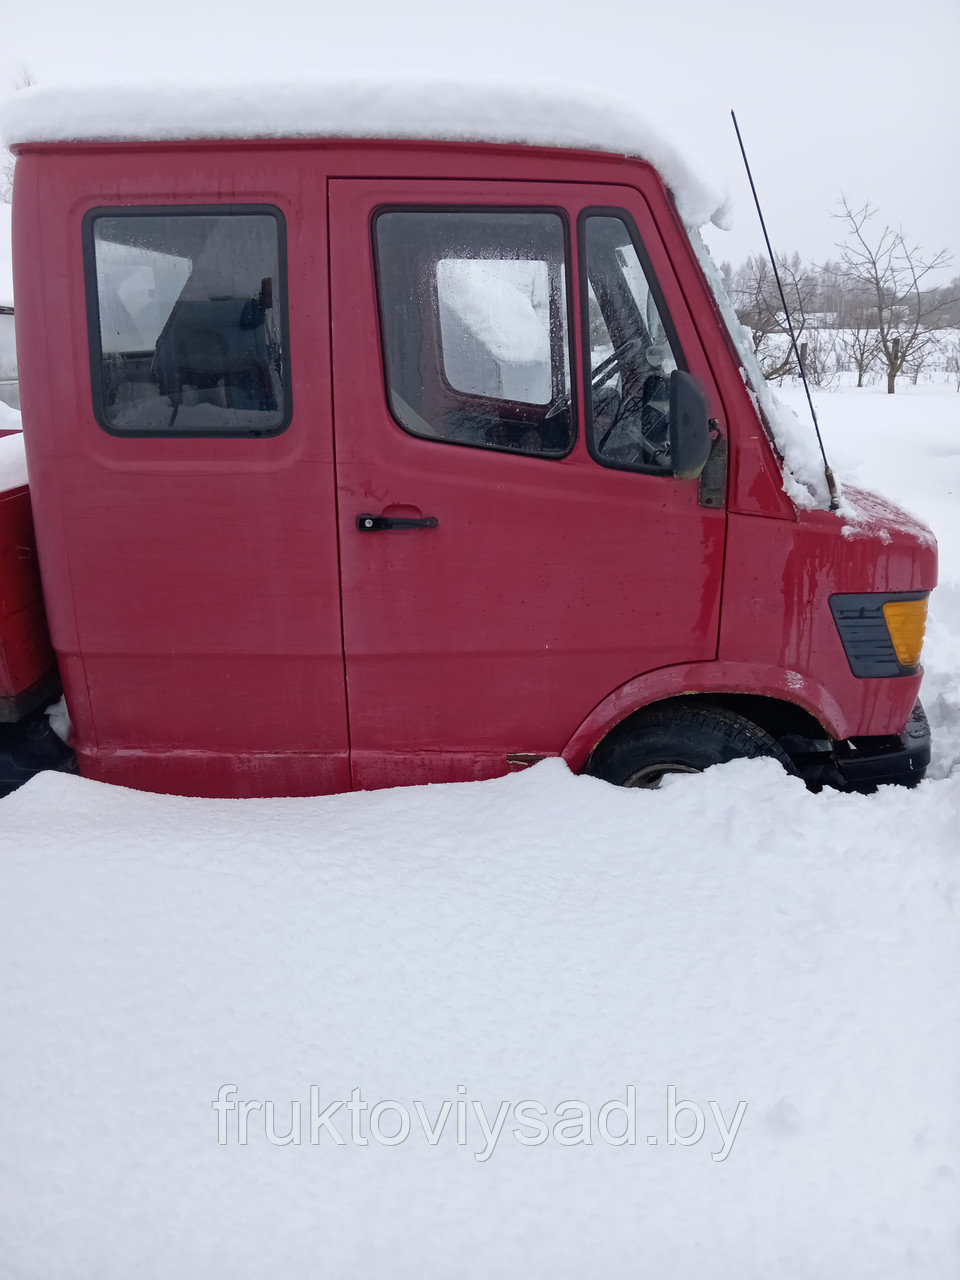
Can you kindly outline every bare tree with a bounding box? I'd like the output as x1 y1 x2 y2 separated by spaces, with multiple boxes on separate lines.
798 328 842 390
944 338 960 393
944 278 960 327
832 197 955 393
730 251 816 382
0 152 13 204
834 294 881 387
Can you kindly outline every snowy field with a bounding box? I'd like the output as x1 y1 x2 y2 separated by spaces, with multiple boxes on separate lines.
2 383 959 1278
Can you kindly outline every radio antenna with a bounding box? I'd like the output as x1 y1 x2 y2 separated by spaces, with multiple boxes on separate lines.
730 110 839 510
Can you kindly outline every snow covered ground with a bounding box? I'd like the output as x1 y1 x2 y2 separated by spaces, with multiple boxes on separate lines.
2 383 959 1278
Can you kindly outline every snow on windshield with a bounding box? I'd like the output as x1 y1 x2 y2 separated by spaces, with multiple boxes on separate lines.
438 258 554 403
688 226 836 511
439 259 549 366
95 238 192 353
0 78 724 229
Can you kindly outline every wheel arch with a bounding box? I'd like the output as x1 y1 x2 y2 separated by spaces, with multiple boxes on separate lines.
561 661 843 773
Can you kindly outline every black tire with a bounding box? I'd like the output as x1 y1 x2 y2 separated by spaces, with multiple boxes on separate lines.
586 702 796 789
0 706 77 798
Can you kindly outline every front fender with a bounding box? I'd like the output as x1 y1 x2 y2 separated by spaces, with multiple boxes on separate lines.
560 660 851 772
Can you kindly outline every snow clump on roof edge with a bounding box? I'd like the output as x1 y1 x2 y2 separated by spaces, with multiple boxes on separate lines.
0 77 724 229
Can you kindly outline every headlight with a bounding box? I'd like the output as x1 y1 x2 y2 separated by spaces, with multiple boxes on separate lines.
829 592 929 677
882 598 928 669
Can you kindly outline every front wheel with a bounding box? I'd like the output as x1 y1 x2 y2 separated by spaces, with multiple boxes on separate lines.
585 703 795 789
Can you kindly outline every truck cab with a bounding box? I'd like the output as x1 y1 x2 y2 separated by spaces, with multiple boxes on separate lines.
0 82 937 797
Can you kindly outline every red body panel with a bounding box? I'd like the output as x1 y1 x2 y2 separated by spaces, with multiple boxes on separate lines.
9 136 937 796
719 497 935 739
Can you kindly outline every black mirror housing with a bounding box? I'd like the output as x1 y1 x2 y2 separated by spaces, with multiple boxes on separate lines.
669 368 712 480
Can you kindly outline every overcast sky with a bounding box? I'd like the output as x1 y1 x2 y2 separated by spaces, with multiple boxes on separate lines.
2 0 957 279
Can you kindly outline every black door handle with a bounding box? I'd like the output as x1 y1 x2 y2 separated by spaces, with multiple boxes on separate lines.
356 513 439 532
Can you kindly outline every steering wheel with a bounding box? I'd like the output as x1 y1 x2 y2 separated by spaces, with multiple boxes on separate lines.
542 336 643 422
597 374 671 466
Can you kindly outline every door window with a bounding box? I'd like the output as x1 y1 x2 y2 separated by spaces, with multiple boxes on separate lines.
581 213 681 472
375 210 574 456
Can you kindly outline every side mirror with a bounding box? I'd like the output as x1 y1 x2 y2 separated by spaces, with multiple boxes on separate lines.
669 368 712 480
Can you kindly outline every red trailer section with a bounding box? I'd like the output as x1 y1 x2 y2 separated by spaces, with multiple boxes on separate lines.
3 122 937 797
0 483 56 719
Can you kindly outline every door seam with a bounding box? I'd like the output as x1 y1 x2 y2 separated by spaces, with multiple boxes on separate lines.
326 177 355 789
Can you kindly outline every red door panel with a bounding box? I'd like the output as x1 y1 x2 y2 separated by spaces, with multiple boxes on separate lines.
329 178 726 789
18 150 350 797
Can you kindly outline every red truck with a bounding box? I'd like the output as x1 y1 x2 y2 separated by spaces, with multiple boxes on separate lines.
0 84 937 798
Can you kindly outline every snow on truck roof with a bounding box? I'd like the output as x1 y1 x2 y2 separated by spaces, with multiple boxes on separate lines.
0 78 725 229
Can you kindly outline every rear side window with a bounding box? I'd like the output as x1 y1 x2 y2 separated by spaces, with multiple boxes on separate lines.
83 207 290 436
375 209 574 457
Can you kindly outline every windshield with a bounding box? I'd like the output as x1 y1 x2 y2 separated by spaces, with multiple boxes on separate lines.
687 226 831 511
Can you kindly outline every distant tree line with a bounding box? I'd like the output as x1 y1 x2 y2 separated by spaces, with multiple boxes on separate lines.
0 153 14 204
720 199 958 393
1 143 956 395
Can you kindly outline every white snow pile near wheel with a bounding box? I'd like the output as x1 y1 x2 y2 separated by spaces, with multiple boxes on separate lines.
1 755 958 1277
586 703 795 787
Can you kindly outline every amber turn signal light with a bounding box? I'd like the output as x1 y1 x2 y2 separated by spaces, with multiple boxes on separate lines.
882 598 928 669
